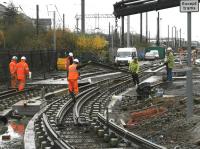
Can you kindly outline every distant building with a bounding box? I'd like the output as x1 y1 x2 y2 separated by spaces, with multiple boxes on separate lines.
32 18 52 30
0 4 7 17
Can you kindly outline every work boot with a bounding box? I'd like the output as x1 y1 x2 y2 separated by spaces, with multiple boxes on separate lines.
70 92 76 103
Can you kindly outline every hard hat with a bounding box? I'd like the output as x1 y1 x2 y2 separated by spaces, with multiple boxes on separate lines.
69 52 73 57
21 56 26 60
12 56 17 60
73 58 79 63
167 47 172 51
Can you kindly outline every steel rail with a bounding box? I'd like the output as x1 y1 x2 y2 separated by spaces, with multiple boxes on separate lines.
42 113 75 149
56 87 97 125
33 62 165 149
70 64 166 148
97 113 167 149
33 66 122 149
0 89 16 96
0 87 36 99
73 87 99 125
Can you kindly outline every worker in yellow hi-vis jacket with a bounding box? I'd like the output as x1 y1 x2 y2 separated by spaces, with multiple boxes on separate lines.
129 57 140 87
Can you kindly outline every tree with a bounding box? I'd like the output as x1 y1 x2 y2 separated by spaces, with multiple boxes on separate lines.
3 3 18 27
5 15 35 49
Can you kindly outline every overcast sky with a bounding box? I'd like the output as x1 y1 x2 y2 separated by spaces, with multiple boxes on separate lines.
2 0 200 41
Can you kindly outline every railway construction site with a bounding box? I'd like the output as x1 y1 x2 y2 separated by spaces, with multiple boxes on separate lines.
0 60 199 149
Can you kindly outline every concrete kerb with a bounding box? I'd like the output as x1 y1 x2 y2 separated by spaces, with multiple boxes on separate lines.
24 88 67 149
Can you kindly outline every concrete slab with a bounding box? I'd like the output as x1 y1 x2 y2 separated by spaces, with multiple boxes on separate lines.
27 77 89 85
24 107 47 149
27 72 122 85
89 72 122 83
0 109 12 117
12 100 46 116
144 66 165 73
141 76 163 84
139 76 163 88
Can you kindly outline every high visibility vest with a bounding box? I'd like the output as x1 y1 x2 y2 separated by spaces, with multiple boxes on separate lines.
9 60 17 75
16 61 29 80
167 52 174 69
129 61 139 74
68 64 79 80
66 57 70 70
66 56 73 70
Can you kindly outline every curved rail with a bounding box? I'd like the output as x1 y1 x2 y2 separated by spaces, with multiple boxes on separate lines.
73 87 99 124
97 113 166 149
42 113 74 149
32 62 165 149
56 87 97 125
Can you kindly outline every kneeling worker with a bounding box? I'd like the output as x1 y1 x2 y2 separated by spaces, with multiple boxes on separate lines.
68 58 80 102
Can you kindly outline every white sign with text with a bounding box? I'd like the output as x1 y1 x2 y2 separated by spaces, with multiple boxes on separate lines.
180 0 199 12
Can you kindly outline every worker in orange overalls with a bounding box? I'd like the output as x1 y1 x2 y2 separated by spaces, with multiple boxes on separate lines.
66 52 74 77
68 58 80 102
9 56 18 89
16 56 30 91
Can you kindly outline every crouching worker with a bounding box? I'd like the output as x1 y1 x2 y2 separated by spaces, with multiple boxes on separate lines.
68 59 80 102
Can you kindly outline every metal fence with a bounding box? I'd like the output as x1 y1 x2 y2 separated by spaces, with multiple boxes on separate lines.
0 49 64 83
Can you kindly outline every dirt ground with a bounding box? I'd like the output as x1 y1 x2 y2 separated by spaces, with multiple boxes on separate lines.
111 66 200 149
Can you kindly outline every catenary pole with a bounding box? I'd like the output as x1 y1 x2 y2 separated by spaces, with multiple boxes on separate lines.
81 0 85 33
186 12 193 119
36 5 39 36
127 16 130 47
53 11 56 51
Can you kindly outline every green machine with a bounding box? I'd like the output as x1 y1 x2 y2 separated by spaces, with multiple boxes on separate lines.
145 47 166 59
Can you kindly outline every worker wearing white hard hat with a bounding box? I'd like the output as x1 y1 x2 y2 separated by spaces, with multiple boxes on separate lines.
12 56 18 60
68 58 80 102
21 56 26 60
16 56 31 91
73 58 79 63
9 56 18 88
69 52 73 57
166 47 174 81
66 52 74 77
167 47 172 51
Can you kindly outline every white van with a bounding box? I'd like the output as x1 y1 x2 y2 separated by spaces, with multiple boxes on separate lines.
115 47 137 65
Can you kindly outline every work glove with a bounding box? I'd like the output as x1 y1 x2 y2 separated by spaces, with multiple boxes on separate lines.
29 72 32 79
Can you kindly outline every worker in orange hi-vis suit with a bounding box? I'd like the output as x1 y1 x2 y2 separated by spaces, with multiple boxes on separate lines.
9 56 18 89
65 52 74 77
16 56 30 91
68 58 80 102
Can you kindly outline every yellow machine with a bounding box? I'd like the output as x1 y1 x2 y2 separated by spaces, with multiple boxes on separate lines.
57 58 66 70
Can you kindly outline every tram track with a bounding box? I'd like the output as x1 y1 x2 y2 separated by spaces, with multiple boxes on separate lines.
0 64 112 115
32 62 166 149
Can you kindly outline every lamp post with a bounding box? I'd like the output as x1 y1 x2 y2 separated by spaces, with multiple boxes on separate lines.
156 12 160 46
47 4 56 51
180 28 182 47
156 12 162 46
174 26 177 50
